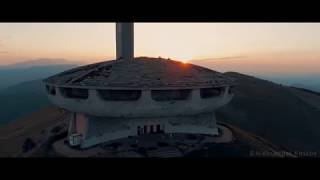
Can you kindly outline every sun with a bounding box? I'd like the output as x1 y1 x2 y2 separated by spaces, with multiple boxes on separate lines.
181 59 189 64
175 54 193 64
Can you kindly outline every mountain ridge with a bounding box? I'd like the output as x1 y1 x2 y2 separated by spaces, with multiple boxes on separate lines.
0 58 83 69
0 64 78 90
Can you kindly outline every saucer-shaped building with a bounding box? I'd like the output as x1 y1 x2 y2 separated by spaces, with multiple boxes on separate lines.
43 23 235 149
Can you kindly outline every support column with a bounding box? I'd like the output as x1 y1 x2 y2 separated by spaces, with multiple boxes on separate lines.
68 113 77 135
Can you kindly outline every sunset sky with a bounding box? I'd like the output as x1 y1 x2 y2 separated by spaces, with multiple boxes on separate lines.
0 23 320 75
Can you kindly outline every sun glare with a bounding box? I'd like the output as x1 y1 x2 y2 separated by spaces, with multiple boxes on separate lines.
181 59 189 64
171 54 193 64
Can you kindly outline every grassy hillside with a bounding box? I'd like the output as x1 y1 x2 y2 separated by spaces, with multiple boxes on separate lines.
0 80 51 124
0 63 78 124
217 72 320 151
0 107 66 157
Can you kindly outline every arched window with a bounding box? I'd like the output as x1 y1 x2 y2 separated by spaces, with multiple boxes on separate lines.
60 88 89 99
137 126 141 135
200 87 223 98
151 89 191 101
98 90 141 101
46 85 56 95
228 86 234 94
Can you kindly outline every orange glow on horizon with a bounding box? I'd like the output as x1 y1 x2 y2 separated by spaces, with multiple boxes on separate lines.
181 59 190 64
0 23 320 76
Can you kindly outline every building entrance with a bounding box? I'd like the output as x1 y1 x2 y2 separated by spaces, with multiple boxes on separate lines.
137 124 164 135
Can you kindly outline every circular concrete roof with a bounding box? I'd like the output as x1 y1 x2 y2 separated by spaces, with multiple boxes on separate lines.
44 57 235 90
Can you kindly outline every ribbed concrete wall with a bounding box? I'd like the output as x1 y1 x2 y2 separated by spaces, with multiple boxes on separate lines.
47 88 233 118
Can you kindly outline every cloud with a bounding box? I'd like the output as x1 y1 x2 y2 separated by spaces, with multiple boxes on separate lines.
0 40 5 49
0 40 8 54
191 56 247 62
212 56 246 60
207 56 247 60
0 51 8 54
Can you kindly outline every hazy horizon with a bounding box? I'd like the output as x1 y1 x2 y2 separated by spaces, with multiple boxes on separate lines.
0 23 320 79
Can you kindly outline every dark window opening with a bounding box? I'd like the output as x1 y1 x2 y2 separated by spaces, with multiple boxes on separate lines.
151 89 191 101
156 125 161 133
144 126 148 134
228 86 234 94
157 142 169 147
200 87 223 98
60 88 89 99
137 126 141 135
98 90 141 101
46 85 56 95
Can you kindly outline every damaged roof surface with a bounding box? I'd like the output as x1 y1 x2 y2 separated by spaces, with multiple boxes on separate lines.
44 57 235 89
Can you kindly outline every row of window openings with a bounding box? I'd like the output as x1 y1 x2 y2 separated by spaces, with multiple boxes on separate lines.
137 125 164 135
46 85 233 101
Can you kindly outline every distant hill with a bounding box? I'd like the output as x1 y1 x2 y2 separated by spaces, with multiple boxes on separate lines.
0 79 51 124
0 61 80 123
0 64 78 90
0 58 82 69
190 58 320 93
291 83 320 93
217 72 320 151
291 86 320 96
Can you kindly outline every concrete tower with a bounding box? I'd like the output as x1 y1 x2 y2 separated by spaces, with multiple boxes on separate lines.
116 23 134 60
